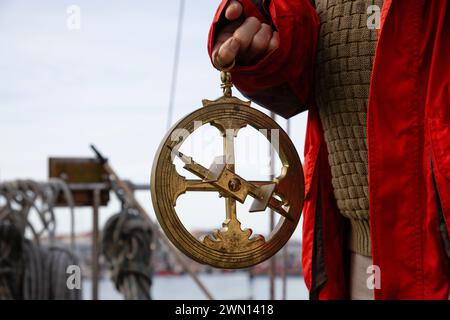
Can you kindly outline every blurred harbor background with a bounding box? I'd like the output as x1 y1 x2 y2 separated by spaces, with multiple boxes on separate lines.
50 231 303 276
47 231 307 300
83 274 309 300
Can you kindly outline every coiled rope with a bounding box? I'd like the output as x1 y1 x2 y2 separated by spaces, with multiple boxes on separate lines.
0 180 81 300
102 203 153 300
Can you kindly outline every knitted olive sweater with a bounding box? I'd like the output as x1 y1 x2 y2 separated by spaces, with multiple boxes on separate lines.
314 0 383 257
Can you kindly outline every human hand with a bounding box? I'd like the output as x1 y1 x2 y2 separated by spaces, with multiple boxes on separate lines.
212 0 279 69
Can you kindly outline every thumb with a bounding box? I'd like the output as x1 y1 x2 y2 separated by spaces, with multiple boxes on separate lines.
225 0 243 21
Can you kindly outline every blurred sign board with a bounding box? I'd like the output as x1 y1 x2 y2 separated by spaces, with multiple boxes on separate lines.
49 157 110 207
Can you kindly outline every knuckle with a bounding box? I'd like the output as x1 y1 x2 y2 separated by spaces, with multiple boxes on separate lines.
252 37 269 52
235 21 261 43
233 30 249 44
261 23 272 33
244 16 262 32
246 16 260 25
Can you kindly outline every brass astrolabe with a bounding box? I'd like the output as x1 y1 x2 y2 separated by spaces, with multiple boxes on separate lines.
151 70 304 269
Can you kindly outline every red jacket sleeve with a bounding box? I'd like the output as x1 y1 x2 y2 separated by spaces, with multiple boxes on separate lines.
208 0 320 118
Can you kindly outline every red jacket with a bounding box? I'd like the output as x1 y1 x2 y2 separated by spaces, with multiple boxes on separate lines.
208 0 450 299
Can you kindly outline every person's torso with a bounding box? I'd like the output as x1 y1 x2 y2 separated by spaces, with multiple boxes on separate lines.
314 0 383 256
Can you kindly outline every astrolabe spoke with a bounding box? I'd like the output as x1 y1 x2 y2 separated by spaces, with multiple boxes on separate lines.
166 164 218 206
185 180 217 192
266 197 292 221
248 183 294 222
223 127 237 221
184 179 273 193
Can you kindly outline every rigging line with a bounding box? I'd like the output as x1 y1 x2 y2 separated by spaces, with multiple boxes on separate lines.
166 0 186 130
269 111 276 301
281 119 291 300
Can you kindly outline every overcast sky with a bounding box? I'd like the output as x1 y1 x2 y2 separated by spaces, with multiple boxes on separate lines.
0 0 308 240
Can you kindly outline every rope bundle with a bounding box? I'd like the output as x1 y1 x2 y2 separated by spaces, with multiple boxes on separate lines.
0 179 75 245
102 209 153 300
0 178 154 300
22 241 81 300
0 221 23 299
0 180 81 300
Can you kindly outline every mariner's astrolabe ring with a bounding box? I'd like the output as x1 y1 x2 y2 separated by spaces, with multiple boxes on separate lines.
151 70 304 269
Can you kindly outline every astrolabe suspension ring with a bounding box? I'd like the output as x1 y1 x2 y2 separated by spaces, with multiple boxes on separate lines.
151 73 304 269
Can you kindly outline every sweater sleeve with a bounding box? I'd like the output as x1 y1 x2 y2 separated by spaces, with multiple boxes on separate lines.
208 0 320 118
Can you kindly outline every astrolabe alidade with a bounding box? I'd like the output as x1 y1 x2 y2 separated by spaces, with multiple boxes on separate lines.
151 70 304 269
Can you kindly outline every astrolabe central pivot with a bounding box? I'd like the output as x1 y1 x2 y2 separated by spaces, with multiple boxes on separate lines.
151 72 304 269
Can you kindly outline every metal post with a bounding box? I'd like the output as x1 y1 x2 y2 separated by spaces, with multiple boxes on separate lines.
166 0 185 129
281 247 288 300
70 210 75 252
281 120 291 300
269 112 276 300
248 269 254 300
92 188 101 300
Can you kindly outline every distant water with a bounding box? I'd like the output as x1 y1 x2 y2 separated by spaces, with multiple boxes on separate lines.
83 273 309 300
